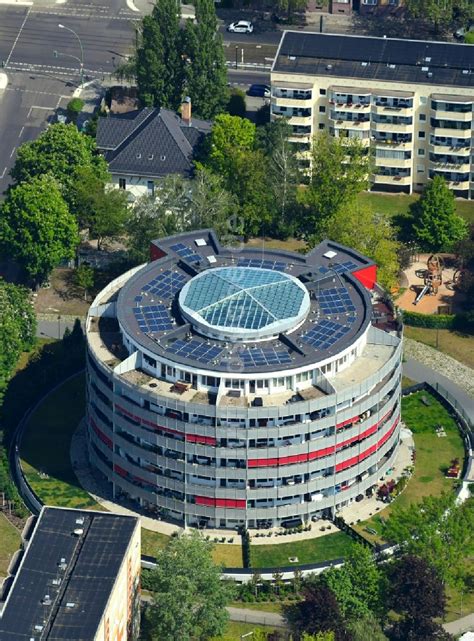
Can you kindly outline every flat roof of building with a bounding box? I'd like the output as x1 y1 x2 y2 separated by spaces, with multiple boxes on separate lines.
272 32 474 89
0 507 138 641
115 231 375 374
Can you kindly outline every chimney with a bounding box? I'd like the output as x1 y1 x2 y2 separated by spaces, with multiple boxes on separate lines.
181 96 192 126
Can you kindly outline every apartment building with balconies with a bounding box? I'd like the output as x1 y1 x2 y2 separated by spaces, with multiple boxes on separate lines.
271 32 474 199
85 229 402 531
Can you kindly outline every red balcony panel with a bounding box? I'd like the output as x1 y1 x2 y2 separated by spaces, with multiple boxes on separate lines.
90 416 113 449
114 464 128 478
216 498 246 509
335 454 359 472
195 495 215 506
187 434 217 446
353 264 377 290
336 416 359 429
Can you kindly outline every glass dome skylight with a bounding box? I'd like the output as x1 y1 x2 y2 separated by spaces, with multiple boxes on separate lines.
179 267 310 342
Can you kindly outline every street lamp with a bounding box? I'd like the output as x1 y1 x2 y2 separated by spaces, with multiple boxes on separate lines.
58 23 84 87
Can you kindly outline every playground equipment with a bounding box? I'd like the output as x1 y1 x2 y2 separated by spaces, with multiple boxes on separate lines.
414 255 444 305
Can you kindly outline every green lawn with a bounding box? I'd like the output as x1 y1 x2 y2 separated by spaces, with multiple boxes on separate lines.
353 390 464 543
404 326 474 370
251 531 354 568
0 514 21 578
20 373 99 510
211 621 276 640
357 191 474 222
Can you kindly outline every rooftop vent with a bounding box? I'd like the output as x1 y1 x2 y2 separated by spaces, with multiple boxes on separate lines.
421 66 429 72
148 154 154 160
66 602 76 608
361 62 368 67
73 528 84 536
289 55 296 61
388 64 396 69
75 517 85 525
160 155 166 161
462 69 469 75
207 255 217 264
52 578 61 586
326 64 333 70
58 558 67 571
136 153 142 159
425 57 431 62
195 238 207 247
42 594 52 606
34 625 44 632
427 72 433 78
323 250 337 259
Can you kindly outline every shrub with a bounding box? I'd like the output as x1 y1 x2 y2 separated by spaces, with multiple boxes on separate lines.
227 89 246 118
66 98 85 122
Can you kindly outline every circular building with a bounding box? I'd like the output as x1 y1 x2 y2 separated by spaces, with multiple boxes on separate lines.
86 230 402 530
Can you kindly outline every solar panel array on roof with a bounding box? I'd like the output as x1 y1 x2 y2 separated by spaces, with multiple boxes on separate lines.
318 287 356 314
237 258 287 271
239 347 292 367
142 270 187 298
133 303 173 333
318 261 358 276
166 339 223 363
301 319 351 350
170 242 202 264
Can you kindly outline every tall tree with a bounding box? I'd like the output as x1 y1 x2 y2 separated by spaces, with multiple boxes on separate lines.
0 175 79 285
182 0 228 119
285 583 353 641
388 555 453 641
187 168 238 240
10 123 108 193
324 206 399 289
145 531 234 641
412 175 467 252
0 281 36 402
256 119 300 236
136 0 183 109
299 133 370 239
346 615 387 641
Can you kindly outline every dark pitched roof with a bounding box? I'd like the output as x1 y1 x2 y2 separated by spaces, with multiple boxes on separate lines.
0 507 138 640
273 32 474 88
96 107 211 179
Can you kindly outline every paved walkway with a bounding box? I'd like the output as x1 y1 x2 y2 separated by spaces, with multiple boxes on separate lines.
226 606 285 629
403 338 474 406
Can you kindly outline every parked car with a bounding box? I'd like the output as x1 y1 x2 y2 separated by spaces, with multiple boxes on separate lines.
247 83 271 98
227 20 254 34
454 24 473 40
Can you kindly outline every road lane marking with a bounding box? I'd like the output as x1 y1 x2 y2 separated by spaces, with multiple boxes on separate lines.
0 167 6 180
18 126 24 138
9 147 16 158
5 7 31 67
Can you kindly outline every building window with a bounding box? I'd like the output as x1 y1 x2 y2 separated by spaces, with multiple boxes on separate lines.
418 148 425 156
319 106 326 113
318 123 325 130
362 0 378 5
419 114 426 122
319 88 326 96
420 96 427 105
118 178 126 189
147 180 154 196
417 165 425 173
418 131 426 139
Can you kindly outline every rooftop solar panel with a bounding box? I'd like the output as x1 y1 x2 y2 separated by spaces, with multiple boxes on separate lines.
301 319 351 350
133 303 173 333
317 287 356 314
170 242 202 264
239 347 292 367
166 339 223 363
237 258 287 271
141 270 187 299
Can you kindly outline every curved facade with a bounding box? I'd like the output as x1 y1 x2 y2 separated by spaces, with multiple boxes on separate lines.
86 230 403 530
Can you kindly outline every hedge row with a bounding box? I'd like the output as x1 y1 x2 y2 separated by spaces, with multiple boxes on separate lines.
401 309 474 333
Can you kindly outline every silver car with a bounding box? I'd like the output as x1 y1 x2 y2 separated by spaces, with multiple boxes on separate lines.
227 20 254 34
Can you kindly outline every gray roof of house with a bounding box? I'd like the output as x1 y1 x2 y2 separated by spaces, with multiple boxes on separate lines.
96 107 211 178
273 32 474 89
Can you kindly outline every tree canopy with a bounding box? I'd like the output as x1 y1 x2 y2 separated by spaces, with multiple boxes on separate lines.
412 175 467 252
0 280 36 402
383 493 474 586
299 133 370 241
145 531 234 641
0 174 79 285
10 123 108 193
135 0 227 118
